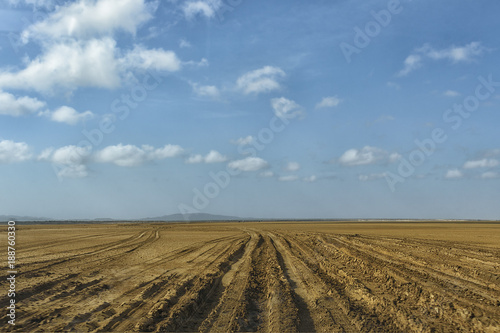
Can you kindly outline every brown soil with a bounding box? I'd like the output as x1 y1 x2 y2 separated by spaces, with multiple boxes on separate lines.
1 221 499 332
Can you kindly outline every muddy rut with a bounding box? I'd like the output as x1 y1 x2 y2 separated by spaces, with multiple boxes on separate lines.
1 223 499 332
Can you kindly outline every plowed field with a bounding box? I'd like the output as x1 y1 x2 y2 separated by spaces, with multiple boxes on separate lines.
2 221 500 332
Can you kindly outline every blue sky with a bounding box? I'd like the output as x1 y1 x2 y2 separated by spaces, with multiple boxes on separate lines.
0 0 499 220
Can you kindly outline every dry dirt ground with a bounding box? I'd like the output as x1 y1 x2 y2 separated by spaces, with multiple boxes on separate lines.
1 221 500 332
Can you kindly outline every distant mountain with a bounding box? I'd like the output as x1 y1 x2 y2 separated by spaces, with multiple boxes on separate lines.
141 213 243 222
0 215 52 221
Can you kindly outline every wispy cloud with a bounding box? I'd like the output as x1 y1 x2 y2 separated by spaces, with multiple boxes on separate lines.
397 42 485 77
271 97 304 119
445 169 464 179
316 96 341 109
338 146 400 166
186 150 227 164
443 90 460 97
463 158 499 169
236 66 285 95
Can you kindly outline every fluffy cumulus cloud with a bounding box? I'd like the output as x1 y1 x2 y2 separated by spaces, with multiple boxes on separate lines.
41 106 94 125
445 169 464 179
397 42 484 77
0 39 182 94
316 96 341 109
94 144 184 166
38 145 92 178
0 140 32 163
338 146 399 166
0 90 46 116
236 66 285 95
463 158 499 169
0 38 121 93
21 0 153 42
186 150 227 164
183 0 222 19
271 97 303 119
228 157 268 172
0 0 180 94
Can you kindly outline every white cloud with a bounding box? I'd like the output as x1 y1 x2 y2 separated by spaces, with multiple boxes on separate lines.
443 90 460 97
0 38 121 94
397 42 484 76
278 175 298 182
183 0 222 19
271 97 303 119
21 0 153 42
339 146 397 166
358 173 387 181
231 135 254 146
204 150 227 163
236 66 285 95
179 39 191 48
0 90 46 116
191 83 219 98
303 175 317 182
420 42 484 63
397 54 422 77
122 45 181 72
38 145 91 178
147 144 184 159
259 170 274 178
185 150 227 164
42 106 94 125
95 144 183 166
0 39 181 94
284 162 300 172
40 145 91 165
0 140 32 163
481 171 499 179
56 164 89 178
316 96 341 109
186 154 204 164
445 169 464 179
463 158 499 169
228 157 268 172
